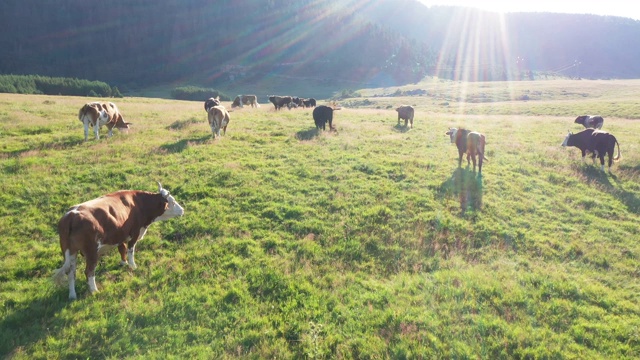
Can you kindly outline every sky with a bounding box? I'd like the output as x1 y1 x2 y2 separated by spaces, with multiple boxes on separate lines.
419 1 640 21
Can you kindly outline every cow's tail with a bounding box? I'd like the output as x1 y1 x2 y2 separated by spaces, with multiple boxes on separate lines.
52 211 74 286
478 135 489 161
613 138 621 162
78 105 88 122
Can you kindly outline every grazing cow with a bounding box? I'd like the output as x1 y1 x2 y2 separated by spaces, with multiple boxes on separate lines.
53 183 184 300
561 129 621 171
78 102 131 141
313 105 334 131
303 98 317 108
268 95 292 110
575 115 604 129
445 128 487 174
396 105 414 128
204 97 221 112
231 95 260 108
208 105 231 138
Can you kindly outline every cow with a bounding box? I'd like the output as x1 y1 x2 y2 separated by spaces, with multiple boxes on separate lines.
231 95 260 108
52 183 184 300
268 95 292 110
303 98 317 108
445 128 487 174
208 105 230 138
396 105 414 128
204 97 221 112
313 105 334 131
561 129 621 171
78 102 131 141
575 115 604 129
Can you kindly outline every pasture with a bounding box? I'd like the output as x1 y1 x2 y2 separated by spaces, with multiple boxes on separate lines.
1 79 640 359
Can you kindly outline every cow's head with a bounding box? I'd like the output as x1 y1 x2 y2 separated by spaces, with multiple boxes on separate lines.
574 115 588 125
445 128 458 143
561 131 573 147
231 96 242 108
114 115 131 130
205 97 221 112
155 182 184 221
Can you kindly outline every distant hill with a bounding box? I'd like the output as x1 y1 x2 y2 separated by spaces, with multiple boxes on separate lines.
1 0 639 97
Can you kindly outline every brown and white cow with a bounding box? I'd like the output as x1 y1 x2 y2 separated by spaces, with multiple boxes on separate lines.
78 102 131 141
561 129 621 171
396 105 415 128
445 128 488 174
208 105 230 138
574 115 604 129
53 183 184 300
204 97 221 112
231 95 260 108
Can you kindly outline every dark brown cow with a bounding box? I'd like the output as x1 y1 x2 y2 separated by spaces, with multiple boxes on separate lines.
208 105 230 138
53 183 184 300
204 97 221 112
445 128 487 174
396 105 414 128
268 95 292 110
574 115 604 129
231 95 260 108
78 102 131 141
562 129 621 171
303 98 317 108
313 105 334 131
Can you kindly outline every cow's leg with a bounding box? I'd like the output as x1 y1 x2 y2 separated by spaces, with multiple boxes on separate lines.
126 227 147 270
458 151 464 167
83 120 90 141
108 127 114 138
84 249 99 295
599 154 606 171
410 118 413 128
67 251 78 300
118 243 128 266
94 122 100 140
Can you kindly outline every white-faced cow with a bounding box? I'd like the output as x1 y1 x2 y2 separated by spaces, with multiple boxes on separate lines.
313 105 335 131
204 97 221 112
268 95 292 110
231 95 260 108
561 129 621 171
396 105 414 128
574 115 604 129
53 183 184 300
445 128 488 174
78 102 131 141
208 105 231 138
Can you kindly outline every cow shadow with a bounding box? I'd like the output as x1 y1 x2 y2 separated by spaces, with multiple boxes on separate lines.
4 136 85 159
159 135 211 153
438 168 484 213
393 124 412 133
166 118 201 131
0 291 68 357
295 128 320 141
577 165 640 215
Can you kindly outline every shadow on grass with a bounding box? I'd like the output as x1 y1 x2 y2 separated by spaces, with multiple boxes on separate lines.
295 128 320 140
393 124 412 133
159 135 211 153
577 165 640 215
438 167 484 213
2 136 86 159
166 117 201 131
0 292 67 357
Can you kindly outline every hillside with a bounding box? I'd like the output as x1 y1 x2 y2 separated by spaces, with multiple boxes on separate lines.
1 79 639 358
2 1 640 99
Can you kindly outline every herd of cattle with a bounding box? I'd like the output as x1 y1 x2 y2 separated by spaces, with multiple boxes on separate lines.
59 98 623 300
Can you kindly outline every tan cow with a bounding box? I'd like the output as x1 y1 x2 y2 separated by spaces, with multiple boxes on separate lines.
445 128 488 174
53 183 184 300
78 102 131 141
208 105 231 138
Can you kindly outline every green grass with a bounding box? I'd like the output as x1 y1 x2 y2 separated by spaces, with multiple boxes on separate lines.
1 78 640 359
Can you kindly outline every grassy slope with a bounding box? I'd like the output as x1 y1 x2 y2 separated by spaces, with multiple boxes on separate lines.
1 79 639 359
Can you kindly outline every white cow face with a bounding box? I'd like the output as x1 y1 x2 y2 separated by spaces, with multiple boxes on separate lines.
561 131 572 147
155 183 185 221
445 128 458 143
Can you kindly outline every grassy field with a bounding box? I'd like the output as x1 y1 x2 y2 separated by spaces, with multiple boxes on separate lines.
1 79 639 359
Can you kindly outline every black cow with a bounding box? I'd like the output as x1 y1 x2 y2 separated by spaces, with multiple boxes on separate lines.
303 98 317 108
561 129 621 171
575 115 604 129
313 105 334 131
268 95 292 110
